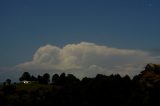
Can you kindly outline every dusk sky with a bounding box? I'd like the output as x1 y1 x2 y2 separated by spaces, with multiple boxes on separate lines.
0 0 160 81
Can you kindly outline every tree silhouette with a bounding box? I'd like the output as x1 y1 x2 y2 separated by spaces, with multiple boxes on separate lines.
65 74 80 87
52 74 60 84
38 75 43 83
43 73 50 84
6 79 11 85
19 72 31 81
31 75 38 81
59 73 66 85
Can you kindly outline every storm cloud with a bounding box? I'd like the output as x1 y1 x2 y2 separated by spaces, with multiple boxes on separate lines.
16 42 160 78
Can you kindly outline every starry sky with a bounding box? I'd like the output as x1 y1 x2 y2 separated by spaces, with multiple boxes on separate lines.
0 0 160 81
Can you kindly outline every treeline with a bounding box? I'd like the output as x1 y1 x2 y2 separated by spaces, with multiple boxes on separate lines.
19 72 51 84
18 72 80 85
1 67 160 106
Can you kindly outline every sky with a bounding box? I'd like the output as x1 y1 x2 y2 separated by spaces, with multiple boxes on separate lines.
0 0 160 81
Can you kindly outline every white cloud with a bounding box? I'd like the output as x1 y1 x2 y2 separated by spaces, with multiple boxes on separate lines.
16 42 160 78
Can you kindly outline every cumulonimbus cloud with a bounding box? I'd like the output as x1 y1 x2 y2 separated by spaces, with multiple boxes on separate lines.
16 42 160 78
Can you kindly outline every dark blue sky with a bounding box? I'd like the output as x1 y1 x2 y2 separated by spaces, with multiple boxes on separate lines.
0 0 160 67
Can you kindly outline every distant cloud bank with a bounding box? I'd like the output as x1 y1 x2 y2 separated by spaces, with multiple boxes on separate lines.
15 42 160 78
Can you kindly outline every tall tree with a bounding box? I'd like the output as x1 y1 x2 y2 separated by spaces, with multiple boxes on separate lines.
19 72 31 81
59 73 66 85
52 74 59 84
38 75 43 83
43 73 50 84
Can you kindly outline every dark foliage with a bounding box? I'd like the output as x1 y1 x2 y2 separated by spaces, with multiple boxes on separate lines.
1 64 160 106
37 73 50 84
19 72 31 81
52 74 60 84
5 79 11 85
43 73 50 84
